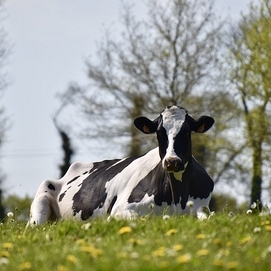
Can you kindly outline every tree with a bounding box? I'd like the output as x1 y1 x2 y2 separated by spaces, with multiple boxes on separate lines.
0 0 10 218
53 98 75 178
60 0 244 188
227 0 271 206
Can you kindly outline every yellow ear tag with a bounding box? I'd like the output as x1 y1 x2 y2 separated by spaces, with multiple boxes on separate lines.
143 124 150 133
197 124 205 133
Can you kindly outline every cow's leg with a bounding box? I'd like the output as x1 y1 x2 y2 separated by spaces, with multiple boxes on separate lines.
28 193 55 225
108 211 139 221
28 180 61 225
108 207 139 220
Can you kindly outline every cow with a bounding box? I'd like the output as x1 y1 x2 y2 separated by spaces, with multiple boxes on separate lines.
28 105 214 225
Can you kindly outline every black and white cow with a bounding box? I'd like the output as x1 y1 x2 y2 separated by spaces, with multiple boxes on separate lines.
28 106 214 225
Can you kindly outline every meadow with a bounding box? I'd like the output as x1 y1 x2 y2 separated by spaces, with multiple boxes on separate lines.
1 212 271 271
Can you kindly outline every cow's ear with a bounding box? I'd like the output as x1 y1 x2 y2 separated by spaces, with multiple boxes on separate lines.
188 115 214 133
134 117 158 134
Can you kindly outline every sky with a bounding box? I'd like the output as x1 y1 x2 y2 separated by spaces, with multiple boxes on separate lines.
1 0 250 198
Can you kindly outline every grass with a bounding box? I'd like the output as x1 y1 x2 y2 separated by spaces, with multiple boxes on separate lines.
1 213 271 271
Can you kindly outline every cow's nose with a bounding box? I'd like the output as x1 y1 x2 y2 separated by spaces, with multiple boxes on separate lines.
164 157 184 172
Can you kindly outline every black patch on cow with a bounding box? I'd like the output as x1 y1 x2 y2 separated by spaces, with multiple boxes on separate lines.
58 186 73 203
72 157 138 220
128 157 213 209
48 184 55 191
59 192 66 202
107 195 117 214
67 176 80 185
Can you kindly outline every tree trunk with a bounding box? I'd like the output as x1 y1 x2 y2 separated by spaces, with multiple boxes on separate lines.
0 189 5 220
129 96 145 157
250 140 262 206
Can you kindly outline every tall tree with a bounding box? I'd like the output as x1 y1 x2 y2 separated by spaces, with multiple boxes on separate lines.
0 0 10 219
53 99 75 178
61 0 243 187
227 0 271 205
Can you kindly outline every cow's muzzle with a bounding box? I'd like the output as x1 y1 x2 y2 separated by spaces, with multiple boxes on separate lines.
163 157 184 172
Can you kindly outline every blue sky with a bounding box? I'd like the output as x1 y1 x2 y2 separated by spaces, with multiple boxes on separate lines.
1 0 250 198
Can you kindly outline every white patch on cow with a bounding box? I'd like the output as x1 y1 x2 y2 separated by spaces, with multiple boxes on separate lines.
161 106 186 165
105 148 161 217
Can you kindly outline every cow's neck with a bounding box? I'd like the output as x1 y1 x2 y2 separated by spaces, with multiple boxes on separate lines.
166 172 189 207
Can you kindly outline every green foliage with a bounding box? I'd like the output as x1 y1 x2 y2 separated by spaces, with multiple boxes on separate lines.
1 214 271 270
2 194 32 222
209 193 240 213
228 0 271 204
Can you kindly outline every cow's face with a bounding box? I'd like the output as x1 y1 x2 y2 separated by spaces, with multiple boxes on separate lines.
134 106 214 176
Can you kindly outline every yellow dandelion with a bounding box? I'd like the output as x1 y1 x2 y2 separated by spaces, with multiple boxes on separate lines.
226 241 233 247
261 220 270 225
176 253 192 264
80 246 103 257
196 233 206 239
213 259 223 267
117 252 128 258
57 265 69 271
118 226 132 234
2 243 13 249
224 249 230 256
227 261 238 269
0 251 10 258
240 236 251 244
152 247 166 257
196 249 209 256
66 254 77 264
92 249 103 258
172 244 183 251
165 229 178 236
18 262 32 270
265 225 271 232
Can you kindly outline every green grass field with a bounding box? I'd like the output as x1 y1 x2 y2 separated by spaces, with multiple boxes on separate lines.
1 213 271 271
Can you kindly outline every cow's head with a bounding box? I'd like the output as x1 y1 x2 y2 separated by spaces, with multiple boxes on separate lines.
134 106 214 178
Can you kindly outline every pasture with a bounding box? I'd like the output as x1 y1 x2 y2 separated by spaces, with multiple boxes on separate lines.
1 212 271 271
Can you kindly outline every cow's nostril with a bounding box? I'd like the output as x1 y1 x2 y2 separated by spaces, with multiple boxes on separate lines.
164 157 184 172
